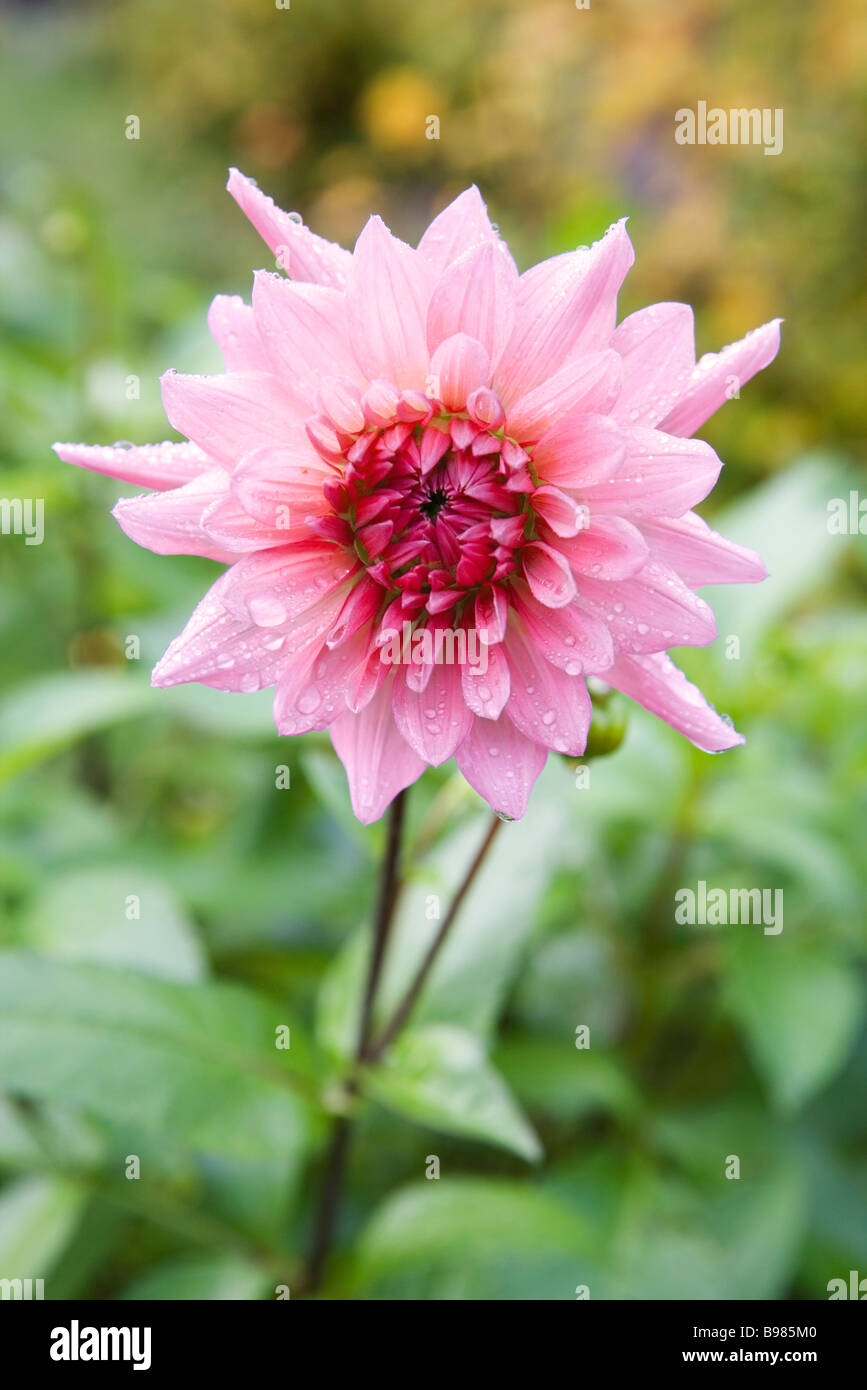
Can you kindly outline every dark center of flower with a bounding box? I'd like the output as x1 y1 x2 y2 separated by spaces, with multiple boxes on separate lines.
419 486 450 521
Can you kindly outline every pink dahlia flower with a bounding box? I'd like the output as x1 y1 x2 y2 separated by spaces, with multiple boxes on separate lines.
55 173 780 823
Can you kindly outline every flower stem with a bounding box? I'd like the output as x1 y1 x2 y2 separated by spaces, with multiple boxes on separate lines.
363 812 503 1062
303 802 503 1293
303 788 407 1293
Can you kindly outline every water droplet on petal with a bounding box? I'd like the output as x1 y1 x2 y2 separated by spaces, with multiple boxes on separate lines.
248 594 287 627
297 686 322 715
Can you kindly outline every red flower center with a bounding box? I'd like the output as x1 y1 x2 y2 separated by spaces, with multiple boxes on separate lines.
306 403 537 621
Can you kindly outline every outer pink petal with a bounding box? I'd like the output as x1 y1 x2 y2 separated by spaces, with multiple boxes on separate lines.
429 333 491 410
455 712 548 820
611 302 695 427
208 295 269 373
112 469 239 562
659 319 782 438
330 676 427 824
230 445 331 529
495 219 634 402
532 412 626 489
273 624 371 735
503 620 591 755
252 273 362 405
392 658 473 766
227 168 352 288
578 558 718 653
200 493 296 553
511 582 615 676
426 240 519 366
417 185 500 275
581 427 722 517
215 543 358 629
639 512 767 587
151 569 290 693
160 370 305 468
506 349 622 443
605 651 744 751
555 514 649 580
346 215 433 390
461 640 510 720
53 441 208 491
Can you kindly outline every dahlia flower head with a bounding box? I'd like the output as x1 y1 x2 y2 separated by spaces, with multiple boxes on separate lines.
55 172 781 823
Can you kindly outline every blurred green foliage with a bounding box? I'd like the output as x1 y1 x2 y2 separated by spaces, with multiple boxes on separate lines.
0 0 865 1299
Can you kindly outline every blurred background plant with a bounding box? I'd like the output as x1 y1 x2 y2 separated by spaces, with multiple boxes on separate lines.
0 0 864 1300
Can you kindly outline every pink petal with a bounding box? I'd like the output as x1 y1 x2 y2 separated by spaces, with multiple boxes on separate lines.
216 543 358 630
455 713 547 820
555 514 649 580
606 651 744 751
638 512 767 587
474 583 509 645
200 492 295 553
532 485 588 538
112 469 238 562
207 295 269 373
151 569 290 693
227 168 351 288
611 302 695 427
392 656 473 766
160 371 304 468
53 441 208 491
426 239 519 366
461 639 511 719
417 185 500 275
346 215 432 390
273 624 371 735
578 557 718 652
580 427 722 517
428 333 491 410
252 273 363 405
659 319 782 438
230 445 332 529
511 582 615 676
522 542 577 608
495 219 634 402
330 676 427 824
503 619 592 755
506 350 622 443
532 412 626 488
326 575 384 648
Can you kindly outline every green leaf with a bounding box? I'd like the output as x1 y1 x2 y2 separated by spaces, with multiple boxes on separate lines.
0 953 316 1164
24 867 207 982
364 1024 542 1163
0 1176 86 1285
119 1252 274 1301
724 935 863 1112
0 671 153 781
353 1177 597 1300
495 1037 640 1123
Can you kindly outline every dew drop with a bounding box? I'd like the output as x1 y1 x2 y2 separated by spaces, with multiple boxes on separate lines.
297 686 322 714
248 594 287 627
